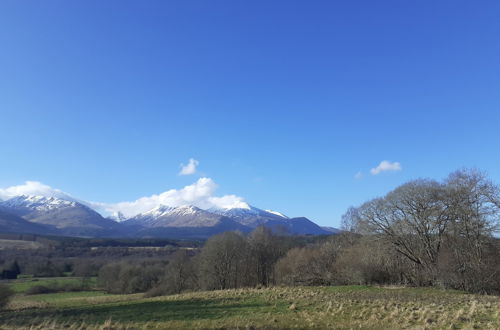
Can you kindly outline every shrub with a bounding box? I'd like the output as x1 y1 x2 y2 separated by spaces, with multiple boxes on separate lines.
98 262 163 294
146 250 198 297
25 281 91 295
25 285 54 295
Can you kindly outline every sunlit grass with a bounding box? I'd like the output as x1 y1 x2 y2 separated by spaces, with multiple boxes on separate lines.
1 285 499 329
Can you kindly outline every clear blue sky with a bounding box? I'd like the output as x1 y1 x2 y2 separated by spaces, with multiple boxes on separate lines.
1 1 499 227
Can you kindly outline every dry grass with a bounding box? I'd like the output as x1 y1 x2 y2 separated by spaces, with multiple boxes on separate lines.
1 285 499 329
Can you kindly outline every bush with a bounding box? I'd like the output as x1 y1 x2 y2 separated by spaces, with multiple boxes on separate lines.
33 261 65 277
98 261 163 294
25 281 91 295
0 284 14 309
25 285 54 295
146 250 198 297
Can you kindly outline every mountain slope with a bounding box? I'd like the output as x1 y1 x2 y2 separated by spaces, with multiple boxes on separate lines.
126 205 223 227
124 205 250 239
209 206 331 235
0 196 335 238
0 208 58 235
0 196 127 237
124 204 331 236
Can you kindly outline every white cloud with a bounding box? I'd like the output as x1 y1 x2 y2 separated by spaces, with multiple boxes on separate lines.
0 181 77 202
354 172 363 180
91 177 249 217
208 195 250 210
370 160 402 175
179 158 199 176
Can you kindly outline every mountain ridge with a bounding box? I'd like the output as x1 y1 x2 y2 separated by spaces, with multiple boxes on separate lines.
0 195 336 238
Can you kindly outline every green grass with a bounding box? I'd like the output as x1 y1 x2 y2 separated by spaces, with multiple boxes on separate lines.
9 277 97 293
15 291 110 306
1 285 499 329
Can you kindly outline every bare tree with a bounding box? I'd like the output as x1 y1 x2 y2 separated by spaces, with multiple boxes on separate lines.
353 179 451 283
348 169 500 291
248 226 285 286
341 206 360 232
443 169 500 292
198 231 248 290
163 249 197 294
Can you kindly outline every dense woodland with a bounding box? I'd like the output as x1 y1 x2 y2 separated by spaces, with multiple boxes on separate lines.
0 169 499 306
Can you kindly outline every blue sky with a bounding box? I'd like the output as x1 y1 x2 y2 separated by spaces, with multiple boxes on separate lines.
1 1 499 226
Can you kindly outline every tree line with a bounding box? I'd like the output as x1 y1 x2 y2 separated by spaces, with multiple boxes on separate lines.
98 169 499 296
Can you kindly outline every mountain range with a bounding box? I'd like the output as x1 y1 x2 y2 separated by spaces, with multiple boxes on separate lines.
0 195 336 239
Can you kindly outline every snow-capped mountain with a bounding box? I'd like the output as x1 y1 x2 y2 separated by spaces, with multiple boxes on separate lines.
126 205 234 228
265 210 289 218
123 204 250 239
208 205 277 219
0 195 125 237
208 205 296 228
124 204 330 236
120 203 292 230
0 194 336 238
206 205 329 235
1 195 78 215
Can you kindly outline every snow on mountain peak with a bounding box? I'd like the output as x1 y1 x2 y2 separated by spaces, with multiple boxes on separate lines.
167 205 206 217
132 204 205 220
208 204 281 218
143 205 176 217
2 195 76 211
264 210 289 218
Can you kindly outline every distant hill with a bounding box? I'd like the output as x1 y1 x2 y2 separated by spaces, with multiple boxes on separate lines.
0 195 337 239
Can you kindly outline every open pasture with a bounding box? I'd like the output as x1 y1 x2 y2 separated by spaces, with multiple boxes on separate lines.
1 285 499 329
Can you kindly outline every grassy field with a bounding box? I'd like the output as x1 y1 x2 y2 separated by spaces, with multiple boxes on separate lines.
1 284 499 329
8 276 97 293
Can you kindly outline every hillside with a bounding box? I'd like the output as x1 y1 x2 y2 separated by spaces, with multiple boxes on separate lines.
0 209 56 236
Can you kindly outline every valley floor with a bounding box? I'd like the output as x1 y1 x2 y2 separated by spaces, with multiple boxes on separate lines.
1 284 499 329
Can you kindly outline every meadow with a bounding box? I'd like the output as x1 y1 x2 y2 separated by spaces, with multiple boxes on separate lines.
8 276 96 293
1 280 499 329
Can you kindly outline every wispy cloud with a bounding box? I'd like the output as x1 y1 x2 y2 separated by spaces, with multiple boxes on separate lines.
354 172 363 180
179 158 199 176
370 160 402 175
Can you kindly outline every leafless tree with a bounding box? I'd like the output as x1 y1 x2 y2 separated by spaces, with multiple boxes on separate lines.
442 169 500 292
353 179 450 283
341 206 360 232
163 249 198 294
198 231 248 290
346 169 500 291
248 226 286 286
